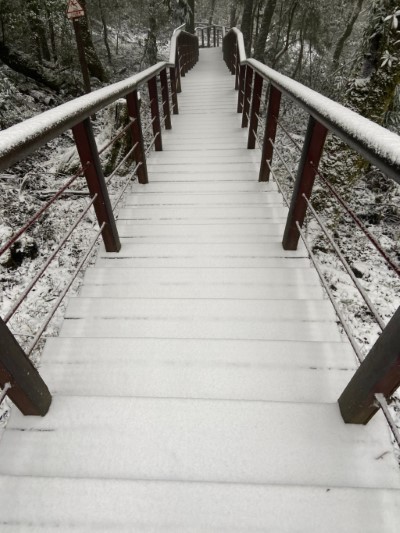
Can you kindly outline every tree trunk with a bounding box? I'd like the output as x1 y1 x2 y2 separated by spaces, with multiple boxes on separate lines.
230 2 238 28
332 0 364 71
273 1 298 67
187 0 195 33
254 0 278 61
76 0 108 82
241 0 255 56
147 2 158 66
26 0 51 63
292 24 305 79
98 0 112 64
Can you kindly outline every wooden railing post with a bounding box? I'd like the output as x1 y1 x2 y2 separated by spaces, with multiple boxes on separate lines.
126 89 149 184
259 85 281 182
237 65 246 113
0 318 51 416
241 65 253 128
235 43 240 88
169 67 179 114
213 26 216 47
282 117 327 250
160 68 172 130
148 76 163 151
247 72 263 149
201 29 204 48
72 119 121 252
339 305 400 424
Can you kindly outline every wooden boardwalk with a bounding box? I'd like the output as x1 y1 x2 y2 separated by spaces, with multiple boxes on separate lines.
1 47 399 531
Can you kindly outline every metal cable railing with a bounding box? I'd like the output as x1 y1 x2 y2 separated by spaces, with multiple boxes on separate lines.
224 27 400 438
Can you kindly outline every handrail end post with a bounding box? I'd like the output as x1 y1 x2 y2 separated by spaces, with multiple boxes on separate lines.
0 319 52 416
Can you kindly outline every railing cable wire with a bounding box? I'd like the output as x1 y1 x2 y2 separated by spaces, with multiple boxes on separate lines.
26 223 105 356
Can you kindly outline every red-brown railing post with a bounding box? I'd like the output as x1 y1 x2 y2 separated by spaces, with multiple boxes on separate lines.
0 318 51 416
282 116 327 250
237 65 246 113
147 76 163 152
169 67 179 114
247 72 263 149
72 119 121 252
160 68 172 130
339 305 400 424
126 90 149 184
235 43 240 89
241 65 253 128
259 85 281 182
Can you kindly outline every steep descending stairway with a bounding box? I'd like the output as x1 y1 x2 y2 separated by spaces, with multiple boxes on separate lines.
0 47 399 532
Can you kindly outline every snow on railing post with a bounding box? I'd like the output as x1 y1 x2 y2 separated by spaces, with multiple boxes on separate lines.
282 116 327 250
241 65 253 128
148 76 163 152
0 318 51 416
160 68 172 130
248 72 263 149
72 118 121 252
339 305 400 425
259 85 282 182
126 90 149 184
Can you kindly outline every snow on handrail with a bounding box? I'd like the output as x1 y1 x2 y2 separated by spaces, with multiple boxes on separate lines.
225 28 400 184
0 62 166 171
230 27 246 64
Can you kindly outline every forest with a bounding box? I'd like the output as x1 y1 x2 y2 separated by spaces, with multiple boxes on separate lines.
0 1 399 441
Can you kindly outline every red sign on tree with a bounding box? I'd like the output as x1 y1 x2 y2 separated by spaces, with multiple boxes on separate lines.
66 0 85 20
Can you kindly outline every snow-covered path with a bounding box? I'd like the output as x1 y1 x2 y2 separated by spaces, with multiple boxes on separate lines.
0 47 399 531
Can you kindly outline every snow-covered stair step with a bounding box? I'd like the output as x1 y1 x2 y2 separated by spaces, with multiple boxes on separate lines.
42 337 357 369
116 205 288 222
0 398 398 490
1 475 399 533
117 222 285 237
123 192 284 206
79 281 325 299
83 266 321 285
127 181 278 192
64 297 337 322
39 340 353 403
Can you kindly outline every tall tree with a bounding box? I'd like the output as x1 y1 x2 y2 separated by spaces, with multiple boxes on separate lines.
254 0 278 61
76 0 108 82
332 0 365 71
241 0 255 55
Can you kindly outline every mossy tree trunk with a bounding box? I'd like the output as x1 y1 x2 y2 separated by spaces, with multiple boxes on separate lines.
322 0 400 196
76 0 108 82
